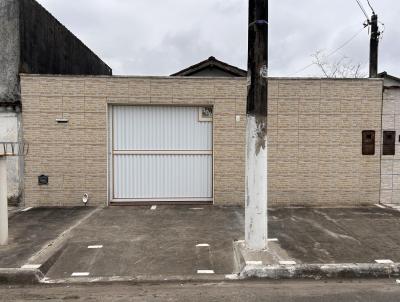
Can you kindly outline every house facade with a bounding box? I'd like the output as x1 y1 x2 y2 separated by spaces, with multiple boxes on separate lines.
20 75 383 207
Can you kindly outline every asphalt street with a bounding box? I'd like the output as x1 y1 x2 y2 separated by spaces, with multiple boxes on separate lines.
1 280 400 301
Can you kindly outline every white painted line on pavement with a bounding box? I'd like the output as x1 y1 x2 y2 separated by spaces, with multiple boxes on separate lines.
197 270 215 274
236 240 245 243
385 204 400 212
196 243 210 247
225 274 239 280
21 264 41 269
21 207 33 212
375 204 385 209
71 272 90 277
190 208 204 210
375 259 394 264
246 260 263 265
279 260 297 265
151 205 157 210
268 238 279 242
88 245 103 249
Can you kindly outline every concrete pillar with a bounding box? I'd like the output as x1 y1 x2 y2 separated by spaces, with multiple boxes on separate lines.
0 156 8 245
245 0 269 250
245 117 268 250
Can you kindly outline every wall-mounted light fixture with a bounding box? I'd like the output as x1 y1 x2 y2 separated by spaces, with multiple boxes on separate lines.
56 118 69 124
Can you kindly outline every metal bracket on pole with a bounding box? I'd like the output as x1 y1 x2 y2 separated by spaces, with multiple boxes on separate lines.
0 156 8 246
248 20 269 27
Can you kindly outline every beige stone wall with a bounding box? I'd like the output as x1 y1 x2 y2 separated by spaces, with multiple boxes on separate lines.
268 79 383 206
21 75 247 207
21 75 383 207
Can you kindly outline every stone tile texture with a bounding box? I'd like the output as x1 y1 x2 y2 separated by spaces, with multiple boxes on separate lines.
21 75 383 207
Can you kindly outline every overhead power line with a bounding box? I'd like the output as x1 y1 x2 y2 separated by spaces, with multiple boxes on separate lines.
355 0 369 20
326 26 366 58
366 0 376 14
290 26 366 76
290 0 381 77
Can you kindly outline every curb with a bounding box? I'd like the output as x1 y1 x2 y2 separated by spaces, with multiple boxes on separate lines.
38 243 67 276
0 268 44 284
240 263 400 280
40 274 236 285
2 264 400 284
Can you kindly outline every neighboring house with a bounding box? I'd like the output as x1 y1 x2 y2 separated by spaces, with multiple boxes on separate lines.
379 72 400 205
380 72 400 87
0 0 111 205
20 75 383 208
172 56 247 77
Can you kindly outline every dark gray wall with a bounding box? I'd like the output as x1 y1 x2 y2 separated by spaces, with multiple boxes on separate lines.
19 0 112 76
0 0 112 104
0 0 20 104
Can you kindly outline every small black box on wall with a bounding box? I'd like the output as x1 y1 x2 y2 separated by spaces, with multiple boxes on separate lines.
362 130 375 155
383 131 396 156
38 175 49 185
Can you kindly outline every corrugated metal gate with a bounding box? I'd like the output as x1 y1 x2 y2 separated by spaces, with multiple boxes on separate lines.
110 105 213 204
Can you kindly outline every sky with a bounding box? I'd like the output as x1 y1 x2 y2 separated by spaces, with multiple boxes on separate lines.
36 0 400 77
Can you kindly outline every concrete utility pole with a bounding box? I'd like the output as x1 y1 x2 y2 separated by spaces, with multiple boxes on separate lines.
0 156 7 246
245 0 269 250
369 13 379 78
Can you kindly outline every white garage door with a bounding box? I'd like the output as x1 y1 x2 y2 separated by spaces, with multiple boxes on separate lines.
111 105 213 203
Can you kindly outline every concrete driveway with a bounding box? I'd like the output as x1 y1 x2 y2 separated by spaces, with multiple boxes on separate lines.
45 206 244 280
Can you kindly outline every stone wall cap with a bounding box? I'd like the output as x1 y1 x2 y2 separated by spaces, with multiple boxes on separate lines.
19 74 384 82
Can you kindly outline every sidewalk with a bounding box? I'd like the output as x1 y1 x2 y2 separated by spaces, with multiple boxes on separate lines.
270 206 400 263
238 206 400 279
0 207 93 269
1 205 400 284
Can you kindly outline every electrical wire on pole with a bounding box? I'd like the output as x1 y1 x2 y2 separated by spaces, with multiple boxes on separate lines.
355 0 369 20
291 0 382 77
366 0 376 14
360 0 380 77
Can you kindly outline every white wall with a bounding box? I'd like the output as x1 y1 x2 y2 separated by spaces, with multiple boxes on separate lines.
0 109 21 205
381 87 400 205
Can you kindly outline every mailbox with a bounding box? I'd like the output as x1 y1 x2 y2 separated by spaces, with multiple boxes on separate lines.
38 175 49 185
383 131 396 156
362 130 375 155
